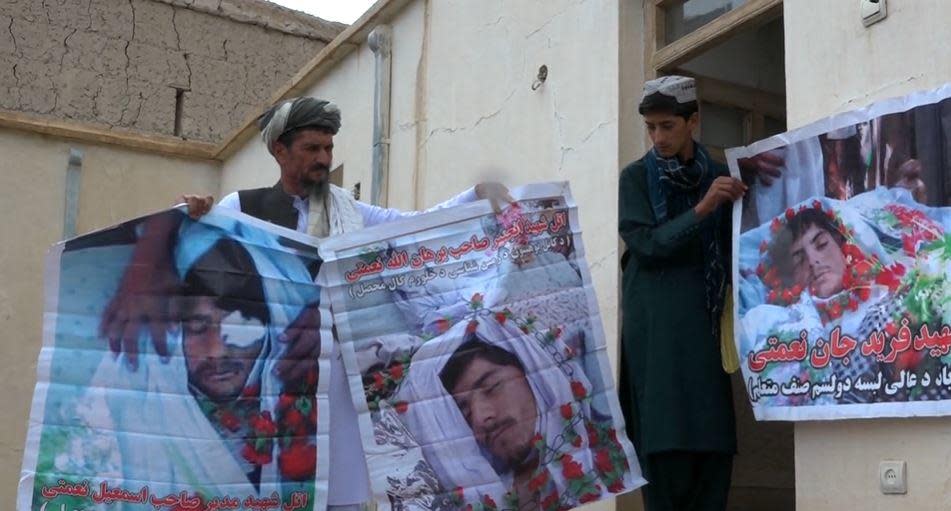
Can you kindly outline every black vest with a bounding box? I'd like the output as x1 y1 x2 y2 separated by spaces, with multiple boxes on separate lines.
237 182 299 230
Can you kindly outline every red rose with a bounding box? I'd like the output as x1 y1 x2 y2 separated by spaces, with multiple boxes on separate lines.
608 480 624 493
482 494 496 509
453 486 465 501
390 362 404 381
770 218 782 233
857 287 871 301
242 442 273 465
560 403 573 420
561 454 584 480
471 293 483 304
586 423 599 445
541 491 559 510
373 371 385 390
812 200 823 210
278 441 316 481
466 321 479 335
571 436 582 448
250 411 278 436
570 381 587 400
528 469 550 492
785 208 795 221
759 240 768 254
550 326 562 338
884 322 898 336
241 383 260 398
608 428 618 444
277 393 297 411
828 302 842 319
495 312 508 324
219 410 240 432
767 290 778 303
781 289 793 303
394 401 409 414
283 408 306 435
847 298 859 311
595 449 613 474
895 349 925 372
532 433 544 449
436 318 451 333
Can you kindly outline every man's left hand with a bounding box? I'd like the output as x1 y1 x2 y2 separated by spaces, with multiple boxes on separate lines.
475 182 515 213
274 304 321 387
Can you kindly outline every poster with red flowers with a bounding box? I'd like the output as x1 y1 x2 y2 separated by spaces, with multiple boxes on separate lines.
729 83 951 420
317 182 645 510
18 207 331 511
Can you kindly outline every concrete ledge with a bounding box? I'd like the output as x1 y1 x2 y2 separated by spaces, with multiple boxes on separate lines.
0 109 219 160
154 0 347 42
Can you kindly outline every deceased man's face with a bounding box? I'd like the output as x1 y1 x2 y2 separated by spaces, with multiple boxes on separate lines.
182 296 266 402
790 223 847 298
449 356 539 469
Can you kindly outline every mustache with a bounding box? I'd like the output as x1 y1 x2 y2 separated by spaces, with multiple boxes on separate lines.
194 358 246 377
310 163 330 173
480 417 516 446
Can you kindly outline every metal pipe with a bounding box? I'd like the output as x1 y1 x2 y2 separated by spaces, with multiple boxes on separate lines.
368 25 393 206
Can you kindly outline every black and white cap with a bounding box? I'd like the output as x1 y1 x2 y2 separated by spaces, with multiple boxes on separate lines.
642 75 696 104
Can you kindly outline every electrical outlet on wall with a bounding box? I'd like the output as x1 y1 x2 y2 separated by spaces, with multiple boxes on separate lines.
861 0 887 27
879 460 906 494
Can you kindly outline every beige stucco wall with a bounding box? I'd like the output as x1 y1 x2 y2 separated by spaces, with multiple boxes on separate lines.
784 1 951 509
221 1 626 509
0 127 219 506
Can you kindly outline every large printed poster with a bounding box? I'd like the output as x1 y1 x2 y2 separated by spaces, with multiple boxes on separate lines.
18 208 331 511
318 183 644 511
729 84 951 420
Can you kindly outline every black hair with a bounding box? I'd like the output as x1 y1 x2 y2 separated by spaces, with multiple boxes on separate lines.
181 238 269 325
439 336 526 394
638 92 698 120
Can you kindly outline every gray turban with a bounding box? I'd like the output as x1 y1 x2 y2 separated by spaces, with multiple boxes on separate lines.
258 97 342 150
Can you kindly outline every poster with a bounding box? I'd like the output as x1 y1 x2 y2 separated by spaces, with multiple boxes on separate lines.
18 208 331 511
729 83 951 420
317 182 644 510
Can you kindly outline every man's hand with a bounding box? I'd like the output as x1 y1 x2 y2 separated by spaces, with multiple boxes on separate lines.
274 304 321 388
475 182 515 213
695 176 746 218
181 194 214 219
738 151 784 187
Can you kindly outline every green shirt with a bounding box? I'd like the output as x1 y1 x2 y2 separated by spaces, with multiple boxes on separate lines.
617 157 737 456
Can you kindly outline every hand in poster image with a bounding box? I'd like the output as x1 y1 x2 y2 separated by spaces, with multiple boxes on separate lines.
318 182 644 511
19 208 330 511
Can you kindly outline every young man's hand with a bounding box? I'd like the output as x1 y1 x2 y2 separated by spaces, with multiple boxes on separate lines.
180 195 214 219
695 177 746 218
475 182 515 213
737 151 784 186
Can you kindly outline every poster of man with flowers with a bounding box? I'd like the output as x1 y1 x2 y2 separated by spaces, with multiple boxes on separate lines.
316 182 645 511
729 83 951 420
18 207 331 511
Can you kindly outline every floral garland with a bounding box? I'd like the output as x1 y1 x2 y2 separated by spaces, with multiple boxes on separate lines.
754 200 906 323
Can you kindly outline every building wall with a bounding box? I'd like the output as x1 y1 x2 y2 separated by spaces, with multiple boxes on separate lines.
221 1 625 509
0 127 219 505
784 1 951 509
0 0 340 142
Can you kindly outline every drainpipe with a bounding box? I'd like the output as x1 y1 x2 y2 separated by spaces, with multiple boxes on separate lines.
369 25 393 207
63 148 84 239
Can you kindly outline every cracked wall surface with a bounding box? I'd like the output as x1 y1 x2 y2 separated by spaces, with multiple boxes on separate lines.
0 0 344 142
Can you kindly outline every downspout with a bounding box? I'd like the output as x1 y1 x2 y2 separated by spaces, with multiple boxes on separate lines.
369 25 393 207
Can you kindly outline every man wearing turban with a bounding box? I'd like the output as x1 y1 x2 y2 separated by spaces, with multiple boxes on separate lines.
98 97 514 510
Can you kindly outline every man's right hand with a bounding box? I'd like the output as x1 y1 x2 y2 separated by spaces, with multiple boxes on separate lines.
695 176 746 218
738 151 784 186
181 195 214 219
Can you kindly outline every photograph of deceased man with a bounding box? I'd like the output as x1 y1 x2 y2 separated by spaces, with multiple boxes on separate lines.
25 211 323 510
739 188 951 406
392 315 633 511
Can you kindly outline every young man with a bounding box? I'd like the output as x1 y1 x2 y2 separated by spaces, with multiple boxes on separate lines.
98 96 514 511
618 76 746 511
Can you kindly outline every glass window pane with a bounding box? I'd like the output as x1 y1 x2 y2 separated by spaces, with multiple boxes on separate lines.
665 0 748 44
700 101 746 150
764 116 786 138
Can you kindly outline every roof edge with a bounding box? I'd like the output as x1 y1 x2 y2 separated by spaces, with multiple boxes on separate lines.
213 0 413 161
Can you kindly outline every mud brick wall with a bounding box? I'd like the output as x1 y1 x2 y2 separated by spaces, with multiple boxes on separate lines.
0 0 344 142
